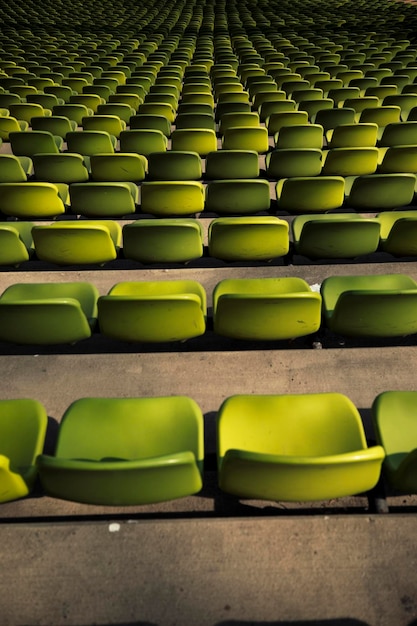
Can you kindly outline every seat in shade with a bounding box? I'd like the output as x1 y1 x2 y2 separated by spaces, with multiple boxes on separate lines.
9 131 63 156
52 104 94 126
66 130 116 156
175 112 216 131
222 126 269 153
292 213 380 259
321 274 417 337
32 221 121 265
97 280 206 342
377 210 417 256
89 154 147 183
266 149 322 178
377 145 417 174
122 219 204 264
0 222 34 266
82 114 126 138
372 391 417 493
129 114 171 136
69 182 138 218
321 147 379 176
208 216 289 261
0 281 99 344
359 106 402 127
266 110 309 136
205 150 259 180
147 151 202 181
205 179 270 216
36 396 204 505
344 173 416 211
32 153 90 184
213 277 322 340
119 129 168 156
171 128 217 156
0 182 68 218
326 123 379 148
274 124 324 149
0 154 32 182
276 176 345 213
217 392 384 501
31 115 77 139
378 122 417 147
0 399 47 503
140 181 205 216
8 103 52 125
313 107 356 133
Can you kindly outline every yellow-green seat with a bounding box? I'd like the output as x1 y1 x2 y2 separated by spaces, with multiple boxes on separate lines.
140 181 205 216
0 281 99 344
37 396 204 505
44 85 74 103
377 210 417 256
276 176 345 213
372 391 417 492
97 102 135 123
8 103 52 125
175 112 216 131
147 151 202 181
0 399 47 503
313 107 356 133
217 392 384 501
208 216 289 261
129 113 172 136
98 280 206 342
0 154 32 182
32 221 121 265
31 115 77 139
213 277 322 340
222 126 269 153
0 182 67 218
32 153 90 184
215 100 251 122
359 106 402 127
266 110 309 136
89 153 147 183
205 179 270 216
82 114 126 138
266 148 322 178
122 219 204 264
345 173 416 211
218 112 260 135
69 93 104 113
52 104 93 126
0 221 34 266
377 145 417 174
205 150 259 180
119 129 168 156
378 122 417 147
274 124 324 149
9 130 63 156
258 99 297 123
292 213 380 259
321 273 417 337
171 128 217 156
138 101 176 122
69 182 138 218
66 130 116 156
326 123 379 148
321 147 379 176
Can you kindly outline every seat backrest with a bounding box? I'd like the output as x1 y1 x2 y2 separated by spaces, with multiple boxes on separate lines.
0 399 47 471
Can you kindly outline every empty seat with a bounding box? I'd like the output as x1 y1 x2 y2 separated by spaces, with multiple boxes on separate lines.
377 210 417 256
222 126 269 153
0 399 47 503
140 181 205 216
217 392 384 501
0 154 32 182
37 396 204 505
98 280 206 342
266 148 322 178
31 115 77 138
8 103 52 125
32 221 121 265
205 179 270 215
66 130 116 156
359 106 402 127
372 391 417 492
208 216 289 261
377 145 417 174
129 113 172 136
123 219 204 264
0 221 34 266
0 116 27 142
147 151 202 181
292 213 380 259
0 182 67 218
378 122 417 147
326 123 379 148
82 114 126 138
266 110 309 136
32 153 90 184
9 130 63 156
276 176 345 213
53 104 93 125
213 277 322 340
321 274 417 337
90 153 147 183
119 129 168 156
69 182 138 218
171 128 217 156
205 150 259 179
0 282 99 344
321 147 379 176
345 173 416 210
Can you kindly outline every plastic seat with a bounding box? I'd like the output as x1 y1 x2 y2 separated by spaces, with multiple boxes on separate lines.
98 280 206 342
90 153 147 183
313 108 356 133
0 221 34 266
205 150 259 179
345 173 416 210
215 101 251 122
0 154 32 182
8 103 52 125
358 106 402 128
321 274 417 337
217 392 384 501
218 112 261 135
222 126 269 153
274 123 324 150
32 153 90 183
276 176 345 213
384 95 417 120
123 219 204 264
377 145 417 173
0 182 67 218
44 85 74 103
175 112 216 131
96 102 135 124
32 221 121 265
372 391 417 492
378 122 417 147
321 147 379 176
298 98 334 120
108 93 142 111
119 129 168 156
82 114 126 138
69 182 138 218
147 151 202 181
138 102 176 122
0 399 47 503
377 210 417 256
37 396 204 505
213 277 321 340
66 130 116 156
129 113 172 136
140 181 205 216
171 128 217 156
31 115 77 138
266 110 309 136
208 216 289 261
69 94 104 114
53 104 93 126
9 130 63 156
292 213 380 259
0 282 99 344
266 148 322 178
205 179 270 216
326 123 379 148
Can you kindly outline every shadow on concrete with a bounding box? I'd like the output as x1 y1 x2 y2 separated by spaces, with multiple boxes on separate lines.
215 620 370 625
